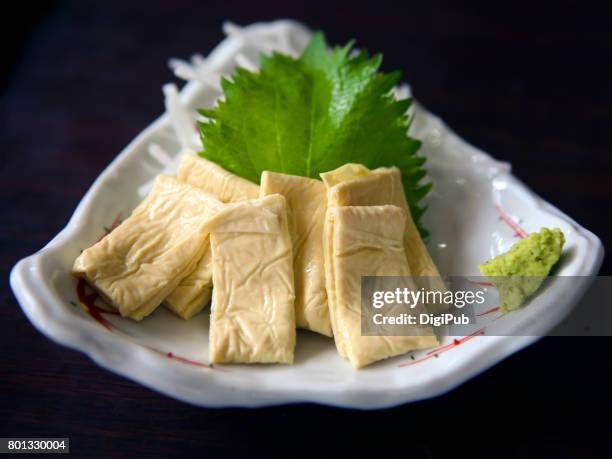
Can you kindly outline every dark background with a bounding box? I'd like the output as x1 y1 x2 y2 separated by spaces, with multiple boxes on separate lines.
1 1 610 457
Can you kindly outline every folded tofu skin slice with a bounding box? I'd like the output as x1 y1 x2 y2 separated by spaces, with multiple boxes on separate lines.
329 205 438 369
260 171 332 337
207 194 296 364
165 154 261 319
72 175 222 321
320 163 370 188
178 154 260 202
322 164 447 314
164 246 213 320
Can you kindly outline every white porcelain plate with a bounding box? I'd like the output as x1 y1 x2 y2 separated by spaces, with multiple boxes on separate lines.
10 20 603 409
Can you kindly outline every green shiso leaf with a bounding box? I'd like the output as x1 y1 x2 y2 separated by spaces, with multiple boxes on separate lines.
198 32 431 238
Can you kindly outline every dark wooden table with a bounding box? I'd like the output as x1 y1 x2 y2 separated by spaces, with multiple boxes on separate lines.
2 1 610 457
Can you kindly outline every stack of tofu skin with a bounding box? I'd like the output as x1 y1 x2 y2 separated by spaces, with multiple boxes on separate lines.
72 154 444 369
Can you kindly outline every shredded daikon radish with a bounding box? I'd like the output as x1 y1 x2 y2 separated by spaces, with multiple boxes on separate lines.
235 53 258 72
162 83 200 150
